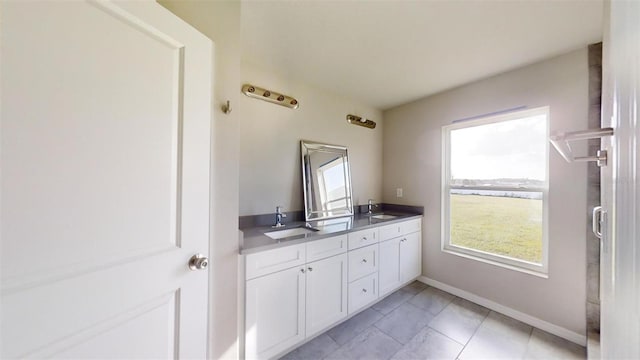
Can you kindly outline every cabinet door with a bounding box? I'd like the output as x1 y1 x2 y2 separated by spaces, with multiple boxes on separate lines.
245 266 305 360
379 238 402 296
305 254 348 337
400 232 422 282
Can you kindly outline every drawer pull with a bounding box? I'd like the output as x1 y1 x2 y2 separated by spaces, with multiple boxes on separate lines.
362 288 367 293
308 267 313 272
361 259 367 263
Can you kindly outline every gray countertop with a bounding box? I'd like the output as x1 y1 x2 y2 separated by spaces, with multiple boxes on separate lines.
240 212 423 254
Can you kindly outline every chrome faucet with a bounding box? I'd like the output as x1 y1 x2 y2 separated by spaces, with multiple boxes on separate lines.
274 206 287 228
367 199 377 214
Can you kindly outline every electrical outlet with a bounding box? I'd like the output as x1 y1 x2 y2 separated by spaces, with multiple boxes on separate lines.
396 188 403 198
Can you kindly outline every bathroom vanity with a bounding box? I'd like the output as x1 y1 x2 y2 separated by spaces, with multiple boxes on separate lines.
240 140 422 359
241 214 422 359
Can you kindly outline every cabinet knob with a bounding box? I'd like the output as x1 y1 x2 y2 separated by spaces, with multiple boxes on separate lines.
300 268 305 273
308 267 313 272
362 236 367 241
361 259 367 263
362 288 367 293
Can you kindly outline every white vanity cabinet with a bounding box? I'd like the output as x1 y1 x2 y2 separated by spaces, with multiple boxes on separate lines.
379 237 402 295
245 265 306 360
378 218 422 297
400 231 422 282
244 217 422 359
305 253 348 337
244 235 347 359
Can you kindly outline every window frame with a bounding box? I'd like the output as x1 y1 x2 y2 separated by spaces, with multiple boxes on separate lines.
441 106 550 276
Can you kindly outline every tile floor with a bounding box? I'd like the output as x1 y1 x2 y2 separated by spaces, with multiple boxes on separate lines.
281 281 585 360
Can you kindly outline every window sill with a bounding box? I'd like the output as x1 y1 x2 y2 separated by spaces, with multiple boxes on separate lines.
441 246 549 279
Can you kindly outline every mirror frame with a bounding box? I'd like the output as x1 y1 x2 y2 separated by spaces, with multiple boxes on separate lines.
301 140 354 221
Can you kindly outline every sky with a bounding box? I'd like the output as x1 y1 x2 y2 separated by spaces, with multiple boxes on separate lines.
450 114 547 181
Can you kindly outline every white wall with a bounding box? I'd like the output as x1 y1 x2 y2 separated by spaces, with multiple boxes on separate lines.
158 2 241 359
383 49 588 336
239 64 383 216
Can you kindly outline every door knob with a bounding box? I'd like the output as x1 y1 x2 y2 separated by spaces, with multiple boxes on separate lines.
188 254 209 271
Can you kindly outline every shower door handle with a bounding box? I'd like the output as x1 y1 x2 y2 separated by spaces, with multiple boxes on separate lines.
592 206 604 239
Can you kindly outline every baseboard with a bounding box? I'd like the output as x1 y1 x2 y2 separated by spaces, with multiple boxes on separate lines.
418 276 587 346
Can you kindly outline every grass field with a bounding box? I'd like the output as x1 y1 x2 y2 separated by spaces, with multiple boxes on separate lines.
450 194 543 263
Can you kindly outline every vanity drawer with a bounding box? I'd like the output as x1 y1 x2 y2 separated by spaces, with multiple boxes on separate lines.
348 272 378 314
245 243 306 280
348 244 379 282
379 223 403 242
379 218 422 241
402 218 422 234
347 228 378 250
306 234 347 263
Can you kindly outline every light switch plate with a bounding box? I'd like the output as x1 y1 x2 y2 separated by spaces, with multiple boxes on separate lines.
396 188 403 197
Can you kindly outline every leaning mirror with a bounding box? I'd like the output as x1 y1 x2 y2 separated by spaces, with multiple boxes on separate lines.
301 140 354 221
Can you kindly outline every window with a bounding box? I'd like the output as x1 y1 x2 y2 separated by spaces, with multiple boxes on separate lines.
442 107 549 274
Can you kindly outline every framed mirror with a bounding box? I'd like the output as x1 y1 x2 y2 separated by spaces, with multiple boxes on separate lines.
301 140 354 221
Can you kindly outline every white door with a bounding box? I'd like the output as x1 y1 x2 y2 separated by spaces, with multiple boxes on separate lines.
305 254 347 337
0 1 212 358
600 1 640 358
379 238 401 296
245 266 306 360
400 232 421 282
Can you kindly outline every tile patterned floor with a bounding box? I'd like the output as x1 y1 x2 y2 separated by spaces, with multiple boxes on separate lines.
281 281 585 360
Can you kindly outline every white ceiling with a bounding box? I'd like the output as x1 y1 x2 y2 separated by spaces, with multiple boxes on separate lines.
241 0 603 110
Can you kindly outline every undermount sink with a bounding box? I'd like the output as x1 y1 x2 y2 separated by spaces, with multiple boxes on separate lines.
370 214 397 220
265 227 317 240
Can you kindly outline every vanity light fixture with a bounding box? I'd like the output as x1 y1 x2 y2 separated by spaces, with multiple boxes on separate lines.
241 84 299 109
347 114 376 129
